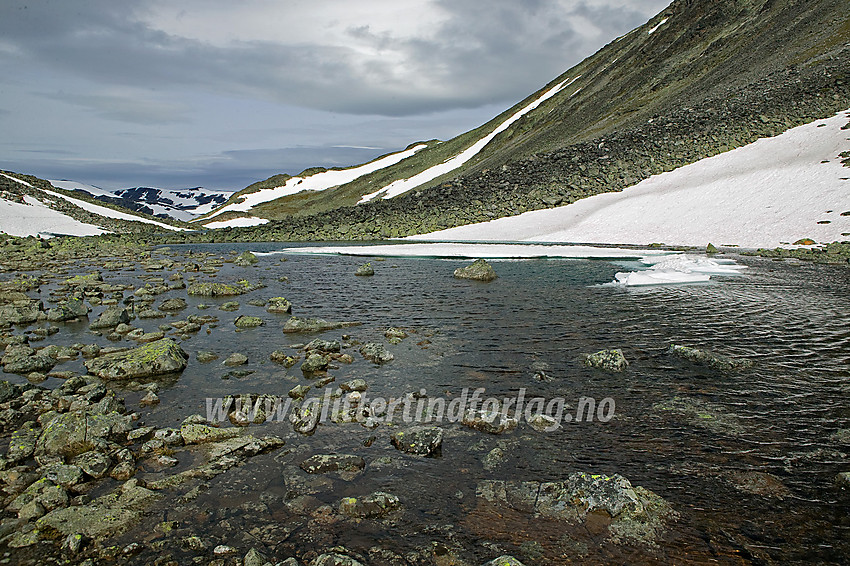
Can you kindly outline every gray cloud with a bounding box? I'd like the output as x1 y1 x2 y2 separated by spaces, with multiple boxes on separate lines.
0 0 668 116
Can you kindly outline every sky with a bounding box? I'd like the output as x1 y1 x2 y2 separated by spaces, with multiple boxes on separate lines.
0 0 669 192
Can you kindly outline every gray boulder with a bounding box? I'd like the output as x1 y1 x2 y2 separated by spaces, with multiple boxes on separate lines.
266 297 292 314
300 454 365 474
355 262 374 276
359 342 393 364
89 306 131 330
581 349 628 372
391 426 443 456
668 344 753 370
338 491 401 519
453 258 497 281
283 317 361 333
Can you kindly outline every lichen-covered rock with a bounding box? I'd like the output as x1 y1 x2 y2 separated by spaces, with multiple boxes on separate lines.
84 338 189 380
384 327 408 344
46 298 89 322
667 344 753 370
0 300 43 325
158 298 187 311
233 251 258 266
234 315 264 328
313 554 365 566
338 491 401 519
2 344 55 374
581 349 628 372
187 280 265 297
355 262 374 276
89 306 131 330
305 338 341 353
180 423 242 445
391 426 443 456
359 342 393 364
301 353 330 374
283 317 361 333
453 258 497 281
300 454 365 474
223 353 248 366
266 297 293 314
36 410 132 459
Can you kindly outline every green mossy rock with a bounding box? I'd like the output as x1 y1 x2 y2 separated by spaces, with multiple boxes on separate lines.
84 338 189 380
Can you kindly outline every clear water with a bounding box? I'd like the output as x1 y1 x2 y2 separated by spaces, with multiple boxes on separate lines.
6 243 850 564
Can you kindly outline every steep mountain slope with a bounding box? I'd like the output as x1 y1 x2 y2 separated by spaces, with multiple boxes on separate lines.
0 171 191 237
198 0 849 236
50 180 230 222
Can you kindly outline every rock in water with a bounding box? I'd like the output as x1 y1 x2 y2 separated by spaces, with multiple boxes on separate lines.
234 315 264 328
359 342 393 363
282 317 361 333
84 338 189 380
338 491 401 519
355 262 375 276
233 251 258 266
391 426 443 456
453 258 497 281
90 306 131 330
581 349 629 372
266 297 292 314
482 557 527 566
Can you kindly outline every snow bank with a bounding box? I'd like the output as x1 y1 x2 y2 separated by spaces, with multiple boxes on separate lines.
206 144 427 219
0 195 108 237
204 216 270 229
408 110 850 248
358 77 580 203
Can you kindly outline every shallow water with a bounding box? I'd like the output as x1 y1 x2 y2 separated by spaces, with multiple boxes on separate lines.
5 243 850 564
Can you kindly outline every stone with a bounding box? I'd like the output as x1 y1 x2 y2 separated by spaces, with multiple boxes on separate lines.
84 338 189 380
835 472 850 488
391 426 443 456
224 353 248 366
180 423 242 445
2 344 55 374
8 421 39 462
338 491 401 519
187 280 265 296
462 409 518 435
197 351 219 363
384 327 408 344
266 297 293 314
73 451 112 479
270 350 298 367
283 317 361 333
481 556 526 566
314 554 365 566
359 342 393 364
0 300 43 325
289 384 311 400
234 315 264 328
453 259 497 281
244 548 269 566
340 379 367 392
159 298 187 311
300 454 365 474
137 308 166 319
233 251 259 266
305 338 341 353
219 301 240 312
301 353 330 374
581 349 628 372
355 262 374 276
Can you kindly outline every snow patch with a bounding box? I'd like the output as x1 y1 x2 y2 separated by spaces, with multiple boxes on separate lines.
611 255 746 287
206 144 427 219
1 172 33 188
358 77 580 203
648 17 668 35
0 194 109 237
204 216 270 229
40 188 188 231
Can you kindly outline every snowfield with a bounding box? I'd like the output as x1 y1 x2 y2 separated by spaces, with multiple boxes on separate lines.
0 194 108 237
39 188 188 231
203 216 270 229
408 110 850 249
358 77 580 203
205 144 428 221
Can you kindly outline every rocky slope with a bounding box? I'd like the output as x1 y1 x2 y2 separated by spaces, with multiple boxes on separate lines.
198 0 850 237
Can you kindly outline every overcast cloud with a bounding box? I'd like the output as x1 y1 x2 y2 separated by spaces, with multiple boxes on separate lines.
0 0 668 191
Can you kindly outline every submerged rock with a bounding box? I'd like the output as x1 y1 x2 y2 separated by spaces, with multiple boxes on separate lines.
314 554 365 566
477 472 676 546
223 353 248 366
283 317 361 333
462 409 518 435
84 338 189 380
158 298 187 311
233 251 259 266
482 557 527 566
668 344 753 370
453 258 497 281
581 349 628 372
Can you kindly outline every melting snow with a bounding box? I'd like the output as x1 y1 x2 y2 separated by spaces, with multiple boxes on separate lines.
647 17 669 35
39 188 188 231
611 255 746 286
358 77 580 203
408 110 850 249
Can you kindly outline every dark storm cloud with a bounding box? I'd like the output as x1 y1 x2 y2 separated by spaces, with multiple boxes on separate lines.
0 0 669 117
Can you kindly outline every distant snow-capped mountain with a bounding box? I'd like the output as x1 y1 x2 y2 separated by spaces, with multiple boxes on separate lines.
49 180 231 222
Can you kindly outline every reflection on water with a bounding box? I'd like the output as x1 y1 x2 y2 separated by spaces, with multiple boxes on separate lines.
7 243 850 564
